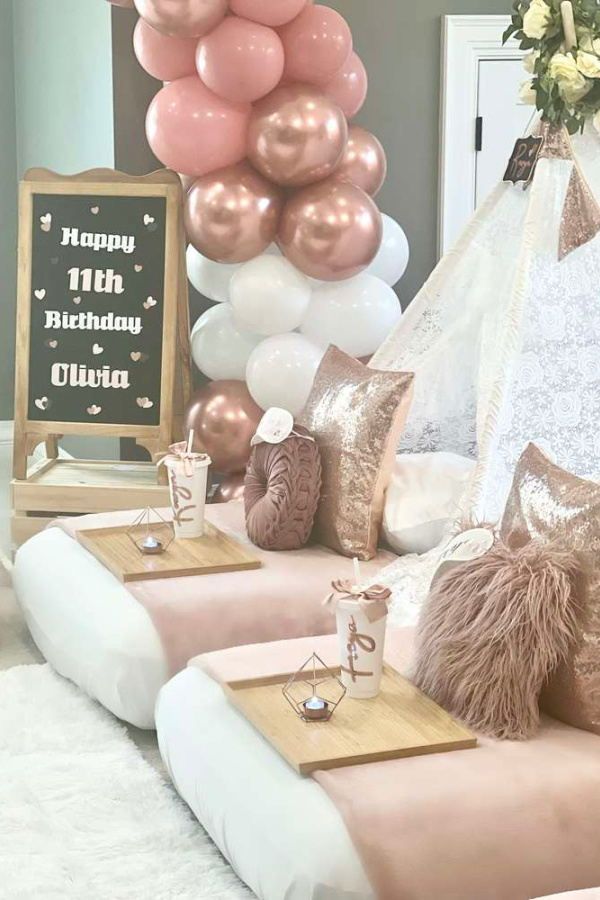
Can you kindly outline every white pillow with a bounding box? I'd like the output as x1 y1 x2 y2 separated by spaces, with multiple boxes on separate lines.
382 452 475 556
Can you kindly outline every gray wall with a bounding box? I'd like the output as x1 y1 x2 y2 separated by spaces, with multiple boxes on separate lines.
326 0 507 304
0 0 17 419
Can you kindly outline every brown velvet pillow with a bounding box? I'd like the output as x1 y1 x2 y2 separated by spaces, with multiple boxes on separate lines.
298 346 414 561
412 537 581 739
244 428 322 551
500 442 600 735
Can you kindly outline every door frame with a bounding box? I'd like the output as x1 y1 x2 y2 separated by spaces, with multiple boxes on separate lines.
438 15 526 257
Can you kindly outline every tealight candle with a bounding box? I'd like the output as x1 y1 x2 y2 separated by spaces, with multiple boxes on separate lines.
141 534 163 555
302 695 330 721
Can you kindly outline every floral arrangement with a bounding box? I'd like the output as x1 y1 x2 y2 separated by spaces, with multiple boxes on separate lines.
505 0 600 132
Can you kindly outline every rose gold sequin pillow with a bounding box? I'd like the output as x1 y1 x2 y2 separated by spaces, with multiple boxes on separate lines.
298 346 414 561
500 442 600 735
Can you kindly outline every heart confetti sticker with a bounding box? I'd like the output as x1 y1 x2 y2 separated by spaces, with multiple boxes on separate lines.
35 397 50 411
143 214 155 226
45 339 58 350
130 351 148 362
90 206 100 215
143 297 157 310
136 397 154 409
73 296 82 305
92 343 103 355
87 405 102 416
134 264 143 272
34 289 46 301
40 213 52 232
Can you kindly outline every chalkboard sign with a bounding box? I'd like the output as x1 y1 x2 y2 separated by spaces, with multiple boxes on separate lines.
14 168 191 477
503 135 544 186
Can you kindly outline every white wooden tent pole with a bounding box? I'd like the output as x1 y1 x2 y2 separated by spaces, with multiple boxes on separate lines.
561 1 577 52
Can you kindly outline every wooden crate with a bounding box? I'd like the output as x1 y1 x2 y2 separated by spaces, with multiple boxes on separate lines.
11 457 171 547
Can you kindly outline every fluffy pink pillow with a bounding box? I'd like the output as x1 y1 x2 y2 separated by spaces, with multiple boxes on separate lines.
412 539 581 739
244 429 322 551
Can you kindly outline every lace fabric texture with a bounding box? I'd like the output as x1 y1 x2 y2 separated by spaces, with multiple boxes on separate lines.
371 128 600 619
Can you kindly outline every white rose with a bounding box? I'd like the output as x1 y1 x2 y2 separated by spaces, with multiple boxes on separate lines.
549 52 591 103
523 50 539 74
577 51 600 79
577 27 594 52
522 0 552 40
593 38 600 55
519 80 537 105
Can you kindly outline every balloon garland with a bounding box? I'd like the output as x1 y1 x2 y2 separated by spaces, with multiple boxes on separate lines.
109 0 410 481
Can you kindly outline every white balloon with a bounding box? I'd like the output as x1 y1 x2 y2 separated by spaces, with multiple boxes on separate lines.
366 214 409 286
186 244 239 304
301 273 402 358
246 333 325 416
191 304 262 381
230 255 311 337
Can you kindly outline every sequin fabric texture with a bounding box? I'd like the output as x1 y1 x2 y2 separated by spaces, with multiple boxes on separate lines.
299 346 414 561
501 442 600 735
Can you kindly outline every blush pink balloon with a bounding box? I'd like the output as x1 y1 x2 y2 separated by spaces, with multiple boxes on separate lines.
323 51 368 119
146 76 250 177
185 161 284 263
247 84 347 187
133 19 197 81
334 126 387 197
279 4 352 85
229 0 307 27
279 179 383 281
196 16 284 103
134 0 227 37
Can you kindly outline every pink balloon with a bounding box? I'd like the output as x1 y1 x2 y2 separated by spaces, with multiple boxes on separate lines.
323 51 368 119
185 161 283 262
134 0 227 37
279 178 382 281
334 126 387 197
229 0 307 27
247 83 347 187
196 16 284 103
279 4 352 85
133 19 197 82
146 76 251 177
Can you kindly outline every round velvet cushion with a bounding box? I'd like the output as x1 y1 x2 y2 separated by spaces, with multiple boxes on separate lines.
244 430 322 551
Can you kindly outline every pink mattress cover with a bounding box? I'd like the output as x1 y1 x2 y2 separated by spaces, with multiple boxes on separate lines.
54 502 396 675
194 630 600 900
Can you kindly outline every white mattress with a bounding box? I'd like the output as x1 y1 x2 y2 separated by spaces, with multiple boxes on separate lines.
156 666 373 900
14 528 167 728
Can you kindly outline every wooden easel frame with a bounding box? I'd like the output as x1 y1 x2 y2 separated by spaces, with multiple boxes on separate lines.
13 167 191 480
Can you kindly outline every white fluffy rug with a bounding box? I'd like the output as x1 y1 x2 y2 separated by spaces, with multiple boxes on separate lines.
0 664 252 899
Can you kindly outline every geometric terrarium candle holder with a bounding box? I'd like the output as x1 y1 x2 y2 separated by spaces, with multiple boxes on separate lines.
282 653 346 723
126 507 175 556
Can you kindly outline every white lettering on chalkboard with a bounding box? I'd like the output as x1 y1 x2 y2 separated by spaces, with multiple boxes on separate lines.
60 227 136 255
43 310 143 336
67 267 124 295
51 363 131 390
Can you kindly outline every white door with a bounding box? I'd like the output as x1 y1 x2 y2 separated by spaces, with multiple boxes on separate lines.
475 58 535 208
439 16 530 257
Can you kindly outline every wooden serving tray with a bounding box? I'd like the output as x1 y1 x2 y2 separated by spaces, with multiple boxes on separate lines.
224 665 476 775
77 520 262 582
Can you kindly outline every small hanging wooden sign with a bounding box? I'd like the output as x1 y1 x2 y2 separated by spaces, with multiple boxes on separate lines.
503 135 544 186
13 168 192 478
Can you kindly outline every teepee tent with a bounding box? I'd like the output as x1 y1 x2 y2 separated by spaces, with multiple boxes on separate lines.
372 121 600 527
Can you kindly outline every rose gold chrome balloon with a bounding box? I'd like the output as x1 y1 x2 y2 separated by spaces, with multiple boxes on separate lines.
333 126 387 197
134 0 227 37
185 161 284 263
213 472 246 503
278 178 383 281
184 381 263 474
247 84 348 188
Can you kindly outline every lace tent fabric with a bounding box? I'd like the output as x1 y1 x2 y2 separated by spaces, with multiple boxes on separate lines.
372 122 600 625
